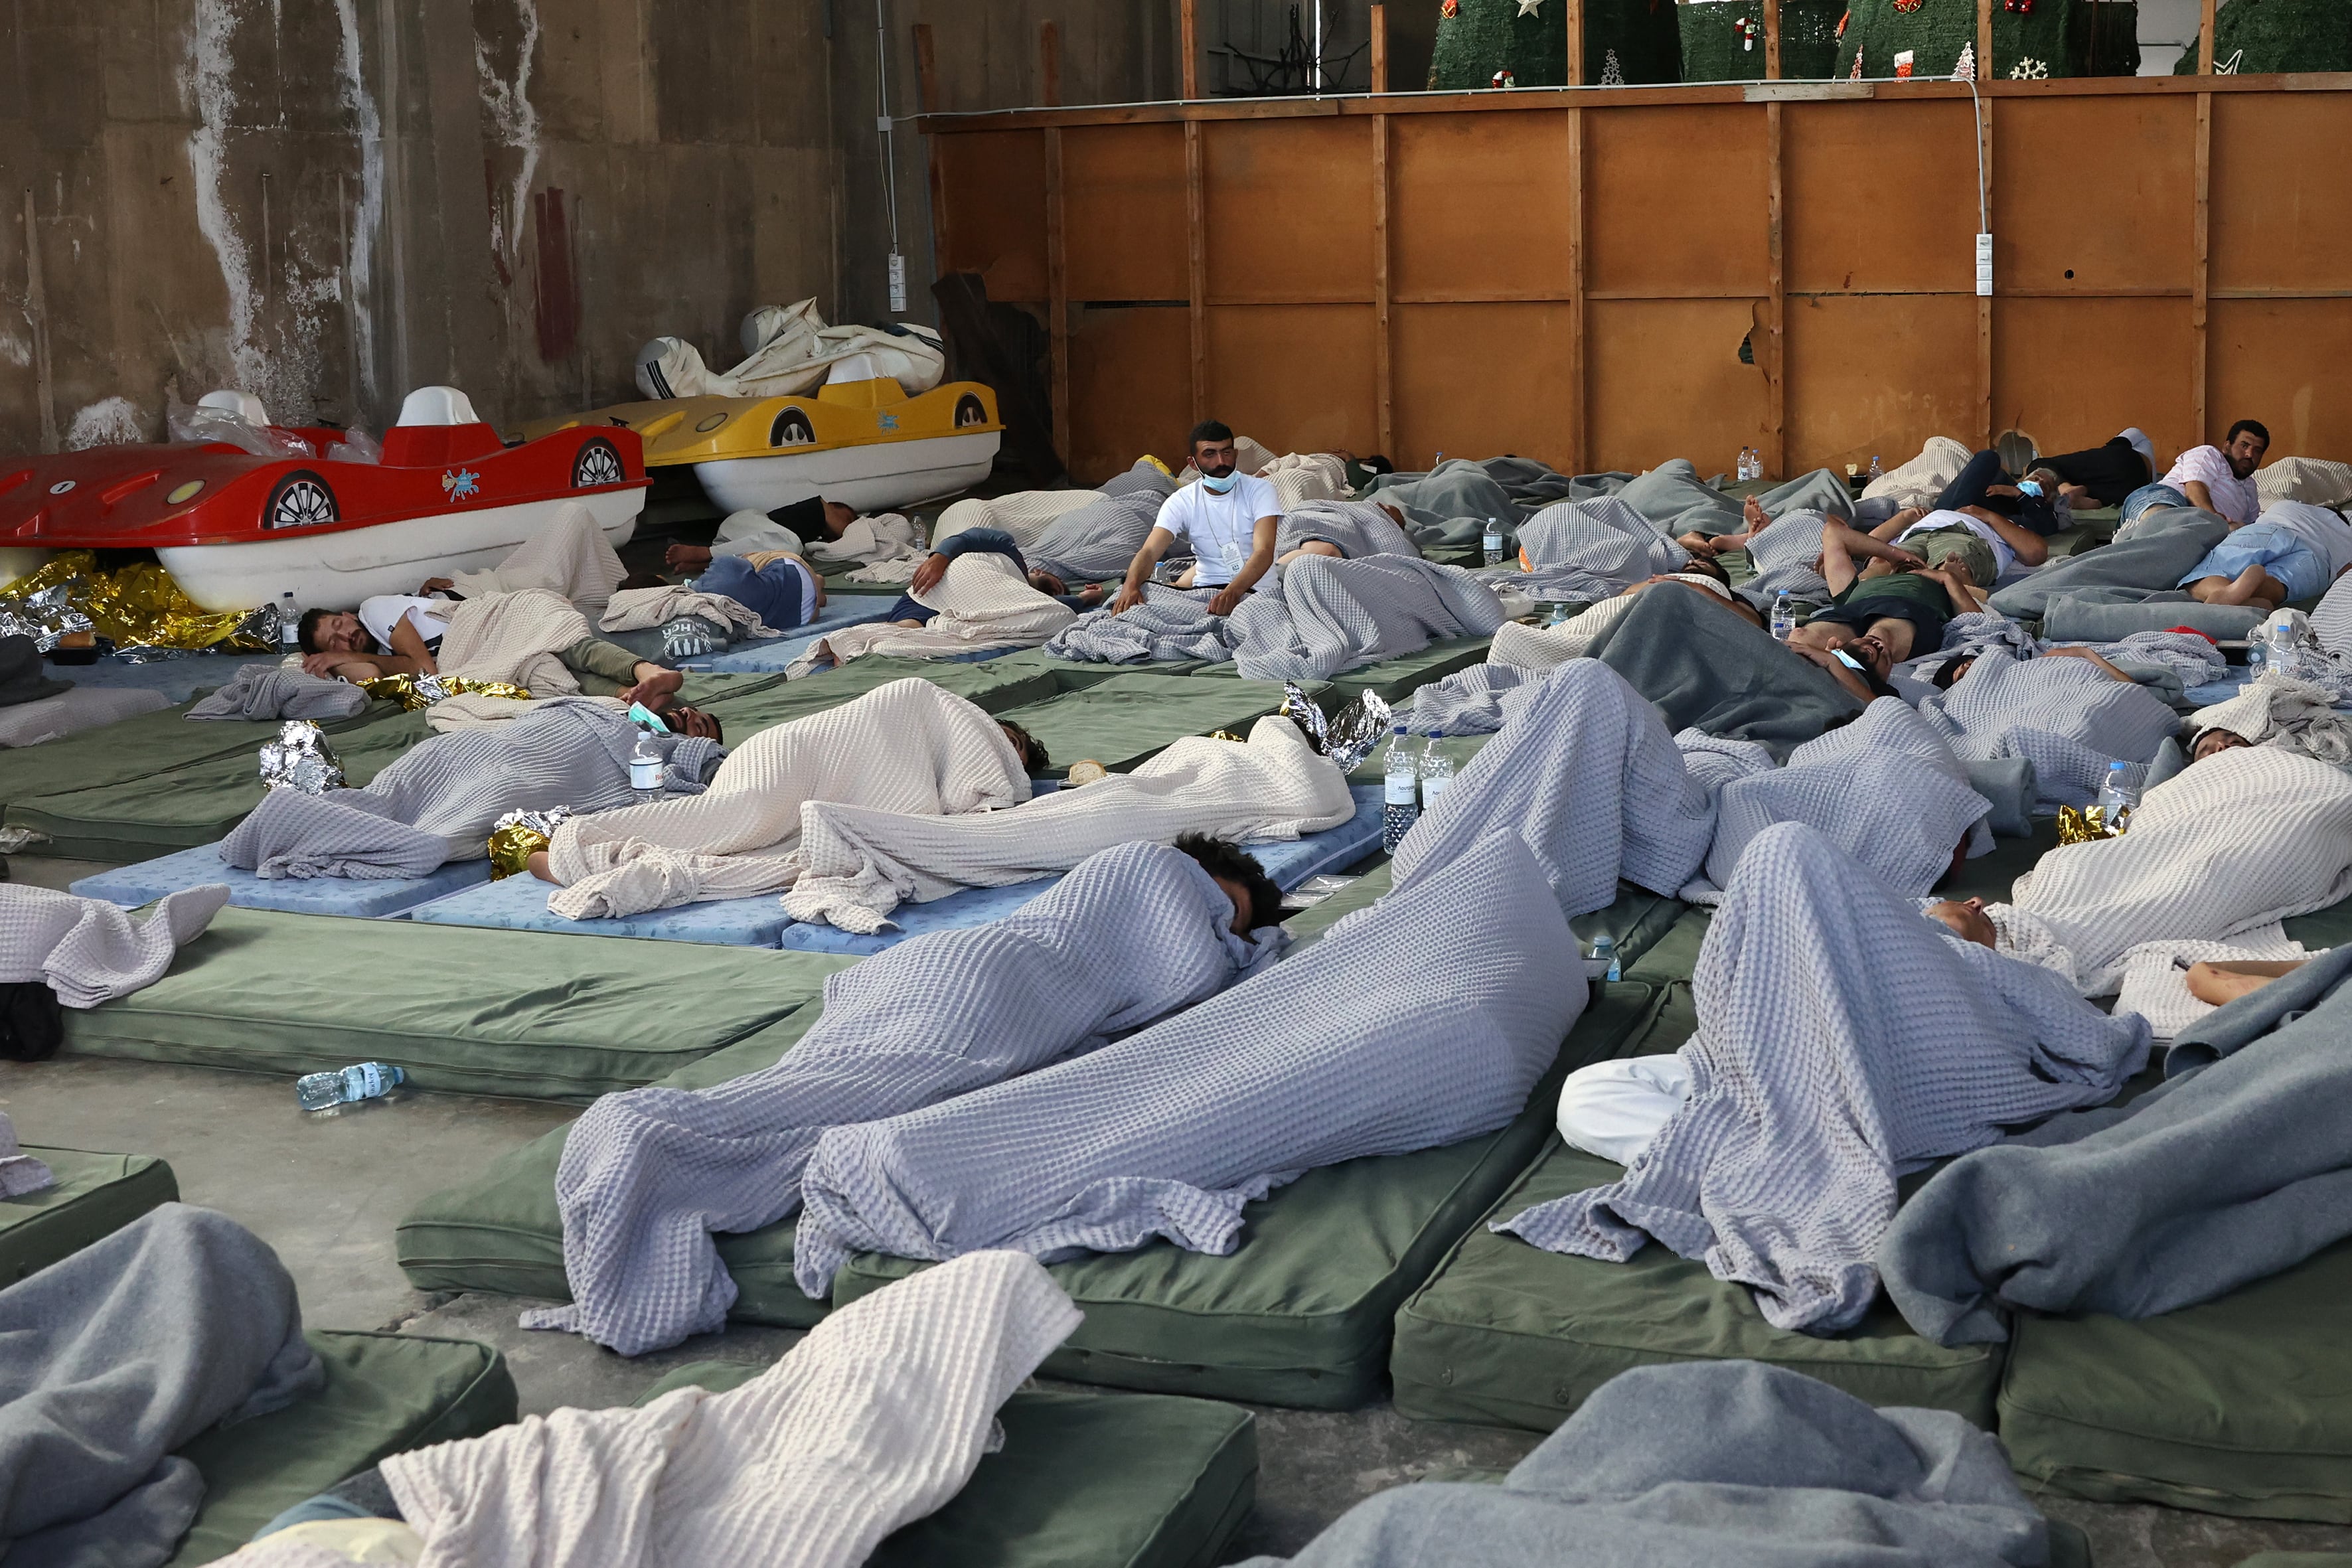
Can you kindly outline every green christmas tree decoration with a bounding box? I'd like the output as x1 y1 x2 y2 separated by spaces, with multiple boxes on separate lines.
1430 0 1687 86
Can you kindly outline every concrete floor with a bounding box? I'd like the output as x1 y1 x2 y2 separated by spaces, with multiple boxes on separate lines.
8 852 2352 1564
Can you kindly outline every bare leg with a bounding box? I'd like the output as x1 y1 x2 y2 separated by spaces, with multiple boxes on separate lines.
2187 568 2284 609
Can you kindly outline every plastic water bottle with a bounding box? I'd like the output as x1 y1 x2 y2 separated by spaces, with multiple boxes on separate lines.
278 591 299 650
629 723 664 801
2095 760 2141 834
1382 723 1421 852
1867 453 1885 483
1591 933 1621 982
1546 601 1571 627
2245 634 2267 680
296 1061 406 1111
1482 518 1506 568
1770 589 1796 642
1419 733 1454 809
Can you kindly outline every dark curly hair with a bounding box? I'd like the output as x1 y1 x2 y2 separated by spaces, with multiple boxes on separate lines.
999 719 1050 775
1174 832 1283 932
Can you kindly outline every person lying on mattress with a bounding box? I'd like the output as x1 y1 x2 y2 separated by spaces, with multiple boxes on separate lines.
659 493 856 574
526 835 1291 1354
887 526 1108 617
2173 498 2352 611
1515 820 2148 1334
299 607 710 717
1868 503 2051 588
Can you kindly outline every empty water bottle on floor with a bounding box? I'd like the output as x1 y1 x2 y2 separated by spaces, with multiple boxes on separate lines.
1590 933 1620 982
1419 733 1454 809
1770 589 1796 642
1546 601 1571 627
297 1061 406 1112
629 722 664 802
2096 761 2141 834
1482 518 1506 568
278 591 299 651
1382 723 1420 852
1867 453 1884 483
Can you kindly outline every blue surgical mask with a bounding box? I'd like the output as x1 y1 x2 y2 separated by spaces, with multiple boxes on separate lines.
627 701 670 734
1200 471 1238 495
2018 479 2044 497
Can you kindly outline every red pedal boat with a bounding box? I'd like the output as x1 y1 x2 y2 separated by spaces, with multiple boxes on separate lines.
0 387 647 612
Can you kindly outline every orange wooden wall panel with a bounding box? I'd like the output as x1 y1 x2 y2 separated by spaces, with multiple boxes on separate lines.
1069 305 1194 485
1583 106 1768 297
1586 299 1770 473
1784 294 1979 475
1204 305 1379 454
1784 100 1978 295
1202 118 1376 303
1391 303 1578 471
1062 124 1190 301
1992 97 2196 297
1389 112 1577 303
2209 96 2352 296
1994 297 2197 461
2208 299 2352 461
935 131 1049 303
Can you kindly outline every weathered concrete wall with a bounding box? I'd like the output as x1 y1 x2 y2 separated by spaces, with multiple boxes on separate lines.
0 0 837 455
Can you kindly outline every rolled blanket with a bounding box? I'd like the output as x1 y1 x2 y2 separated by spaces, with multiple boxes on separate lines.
1589 581 1863 760
2257 453 2352 509
1024 490 1168 582
598 584 779 640
933 489 1101 550
1883 945 2352 1345
0 686 171 747
1255 451 1349 509
530 841 1283 1353
1229 1362 2048 1568
792 826 1587 1296
1499 821 2149 1334
1514 497 1689 601
1393 660 1715 911
445 499 626 615
220 697 722 879
2011 744 2352 988
783 714 1352 933
1917 648 2180 807
185 665 368 722
785 552 1075 675
546 678 1029 919
1275 499 1419 560
387 1252 1078 1568
0 882 228 1007
435 588 596 696
0 1206 321 1567
1699 698 1993 899
1861 436 1975 509
805 510 919 568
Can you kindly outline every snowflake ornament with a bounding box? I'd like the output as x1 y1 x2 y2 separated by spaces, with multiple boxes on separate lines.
2007 56 2049 78
1601 47 1625 84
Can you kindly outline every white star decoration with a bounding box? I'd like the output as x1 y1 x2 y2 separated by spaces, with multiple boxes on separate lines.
1518 0 1543 15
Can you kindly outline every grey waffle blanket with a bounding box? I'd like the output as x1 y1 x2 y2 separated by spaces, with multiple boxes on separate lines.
1231 1361 2049 1568
185 664 369 722
0 1204 321 1568
525 842 1282 1354
1702 698 1993 898
1024 490 1166 582
1500 821 2148 1333
1393 661 1715 911
1407 663 1535 736
0 883 228 1008
1735 509 1838 607
1589 582 1864 760
1046 555 1504 680
1988 505 2229 619
219 698 722 879
1883 945 2352 1344
2037 593 2268 644
1917 649 2179 807
1514 497 1691 601
1362 457 1594 548
1277 499 1421 559
791 826 1587 1296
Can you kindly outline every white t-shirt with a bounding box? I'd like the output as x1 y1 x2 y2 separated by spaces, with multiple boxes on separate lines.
2161 445 2260 526
1155 475 1280 588
358 595 451 652
1900 508 2017 580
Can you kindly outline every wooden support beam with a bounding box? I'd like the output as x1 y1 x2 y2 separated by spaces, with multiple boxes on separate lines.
914 25 947 297
1182 0 1199 100
2199 0 2217 73
1373 108 1393 460
1764 0 1781 80
1978 0 1994 82
1978 86 1995 447
1040 19 1061 106
1765 101 1785 477
1567 108 1587 469
21 189 56 454
1566 0 1585 86
1186 120 1208 421
2193 89 2212 438
1371 1 1389 94
1045 125 1069 467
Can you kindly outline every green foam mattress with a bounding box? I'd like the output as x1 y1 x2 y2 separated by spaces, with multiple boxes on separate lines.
167 1330 516 1565
1998 1234 2352 1523
992 671 1324 778
1389 982 2010 1433
62 907 855 1101
830 980 1670 1410
0 1146 177 1285
641 1366 1256 1568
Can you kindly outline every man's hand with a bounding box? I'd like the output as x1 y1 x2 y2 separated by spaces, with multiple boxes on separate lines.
1076 582 1107 605
1885 544 1929 570
301 651 368 679
418 577 455 595
1113 582 1148 614
1206 584 1246 617
665 542 714 573
910 552 950 595
618 666 685 710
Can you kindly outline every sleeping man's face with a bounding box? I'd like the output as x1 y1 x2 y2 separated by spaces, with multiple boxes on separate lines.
1924 896 1996 949
2193 728 2254 763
